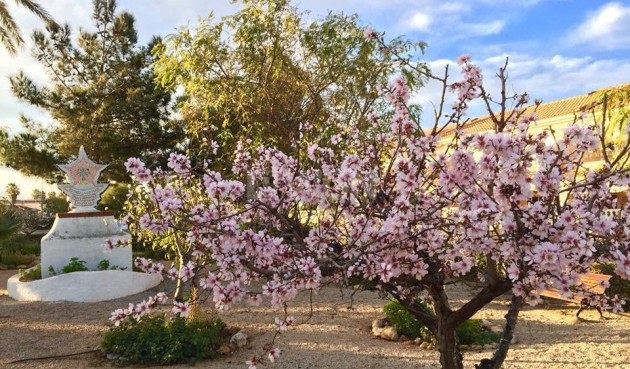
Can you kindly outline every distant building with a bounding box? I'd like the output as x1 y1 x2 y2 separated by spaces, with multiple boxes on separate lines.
14 200 42 211
438 82 630 211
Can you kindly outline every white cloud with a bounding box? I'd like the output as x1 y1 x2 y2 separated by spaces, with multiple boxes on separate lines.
569 2 630 50
407 12 432 31
467 20 505 36
414 53 630 124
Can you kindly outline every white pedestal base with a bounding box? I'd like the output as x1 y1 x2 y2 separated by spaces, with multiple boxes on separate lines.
7 270 163 302
41 212 131 278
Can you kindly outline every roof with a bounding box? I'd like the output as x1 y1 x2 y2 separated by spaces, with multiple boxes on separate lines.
440 82 630 138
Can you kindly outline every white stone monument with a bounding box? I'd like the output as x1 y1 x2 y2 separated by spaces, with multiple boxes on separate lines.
41 146 131 277
8 146 161 302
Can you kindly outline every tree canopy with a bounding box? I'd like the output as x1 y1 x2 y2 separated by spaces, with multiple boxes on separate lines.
1 0 184 182
0 0 54 54
153 0 427 169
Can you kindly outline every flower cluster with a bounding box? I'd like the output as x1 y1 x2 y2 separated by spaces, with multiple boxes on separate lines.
114 56 630 368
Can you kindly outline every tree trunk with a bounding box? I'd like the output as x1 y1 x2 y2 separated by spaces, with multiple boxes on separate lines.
475 295 522 369
437 320 463 369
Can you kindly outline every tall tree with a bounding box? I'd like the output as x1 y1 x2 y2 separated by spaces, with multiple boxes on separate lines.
154 0 426 169
5 182 19 205
0 0 54 54
1 0 184 182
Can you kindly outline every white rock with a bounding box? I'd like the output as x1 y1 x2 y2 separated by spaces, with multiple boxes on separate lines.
510 335 519 344
372 326 383 337
372 318 386 329
380 326 399 341
230 331 248 348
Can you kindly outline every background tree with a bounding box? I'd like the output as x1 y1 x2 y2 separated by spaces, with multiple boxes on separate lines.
0 204 21 242
153 0 426 170
31 188 45 202
5 183 19 206
0 0 54 54
1 0 184 182
42 196 69 215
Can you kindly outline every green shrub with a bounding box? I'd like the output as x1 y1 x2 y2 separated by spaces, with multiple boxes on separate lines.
382 300 500 345
592 263 630 311
18 264 41 281
383 299 433 341
455 319 500 345
0 250 36 267
101 314 224 365
0 234 40 254
61 257 88 273
98 259 110 271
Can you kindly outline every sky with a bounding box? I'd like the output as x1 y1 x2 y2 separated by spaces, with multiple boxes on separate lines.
1 0 630 198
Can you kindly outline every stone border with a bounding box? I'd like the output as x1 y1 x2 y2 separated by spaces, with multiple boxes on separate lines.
7 270 162 302
57 211 116 218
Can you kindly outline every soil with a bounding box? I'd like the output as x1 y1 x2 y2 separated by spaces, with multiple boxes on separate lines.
1 270 630 369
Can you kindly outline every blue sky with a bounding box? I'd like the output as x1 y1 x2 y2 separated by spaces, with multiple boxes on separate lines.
1 0 630 197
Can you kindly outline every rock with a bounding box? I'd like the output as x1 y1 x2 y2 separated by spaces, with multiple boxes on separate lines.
413 337 423 345
399 334 409 342
16 265 27 269
510 335 519 344
218 343 235 355
106 353 122 360
230 331 248 348
471 345 482 351
380 326 399 341
372 326 383 337
482 343 498 350
481 319 493 327
403 339 414 346
372 318 387 329
0 265 8 270
420 342 430 349
490 325 503 333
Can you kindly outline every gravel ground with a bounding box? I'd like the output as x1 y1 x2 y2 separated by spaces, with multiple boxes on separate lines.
1 270 630 369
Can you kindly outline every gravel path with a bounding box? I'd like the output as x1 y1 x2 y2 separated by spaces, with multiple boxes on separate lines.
1 270 629 369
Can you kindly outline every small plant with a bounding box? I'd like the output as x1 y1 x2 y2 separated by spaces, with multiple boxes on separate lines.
0 250 36 267
455 319 500 346
383 300 500 345
383 299 433 341
593 263 630 311
101 314 224 365
48 265 57 276
98 259 110 271
18 264 41 281
61 257 88 273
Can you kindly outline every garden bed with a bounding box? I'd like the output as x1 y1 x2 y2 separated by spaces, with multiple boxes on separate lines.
0 280 629 368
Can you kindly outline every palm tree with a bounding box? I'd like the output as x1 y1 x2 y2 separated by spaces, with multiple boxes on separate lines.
0 204 21 241
0 0 54 55
5 182 20 206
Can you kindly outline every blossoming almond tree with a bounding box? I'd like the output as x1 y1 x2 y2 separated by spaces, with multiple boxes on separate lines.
112 35 630 369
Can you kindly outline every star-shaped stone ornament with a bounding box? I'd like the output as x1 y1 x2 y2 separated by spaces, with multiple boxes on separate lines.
57 146 109 212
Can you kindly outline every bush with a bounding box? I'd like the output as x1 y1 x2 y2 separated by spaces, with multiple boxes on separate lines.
61 257 88 273
593 263 630 311
101 314 224 365
455 319 500 345
1 234 40 254
18 264 41 281
0 250 36 267
383 300 500 345
383 299 433 341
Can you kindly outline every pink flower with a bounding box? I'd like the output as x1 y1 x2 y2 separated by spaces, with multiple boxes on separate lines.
172 301 191 318
364 26 376 40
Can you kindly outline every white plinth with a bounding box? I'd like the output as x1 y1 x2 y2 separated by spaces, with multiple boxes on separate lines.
41 212 131 278
7 270 163 302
